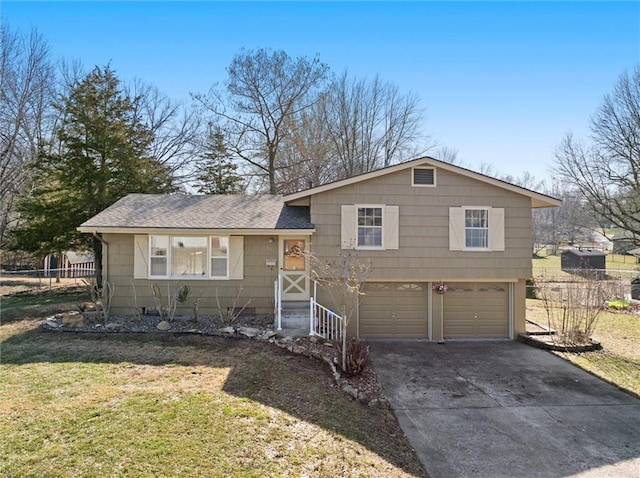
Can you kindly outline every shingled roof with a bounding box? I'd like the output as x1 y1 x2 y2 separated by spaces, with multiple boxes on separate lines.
79 194 313 231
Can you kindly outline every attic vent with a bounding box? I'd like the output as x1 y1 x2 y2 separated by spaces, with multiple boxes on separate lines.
412 167 436 186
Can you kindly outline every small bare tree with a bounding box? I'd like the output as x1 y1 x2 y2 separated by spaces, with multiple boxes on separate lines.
309 245 372 373
536 276 612 346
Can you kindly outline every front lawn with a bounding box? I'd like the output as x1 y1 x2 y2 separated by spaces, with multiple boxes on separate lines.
527 298 640 397
553 308 640 397
0 318 425 477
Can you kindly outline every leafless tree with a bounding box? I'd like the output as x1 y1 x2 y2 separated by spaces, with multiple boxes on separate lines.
193 48 329 194
0 25 55 244
322 72 427 179
126 78 202 187
275 101 339 194
532 183 593 254
430 145 459 164
554 66 640 241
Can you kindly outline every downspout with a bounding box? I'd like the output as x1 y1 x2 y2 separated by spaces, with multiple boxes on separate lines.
92 232 108 285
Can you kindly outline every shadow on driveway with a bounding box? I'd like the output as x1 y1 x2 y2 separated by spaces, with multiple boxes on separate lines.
371 340 640 478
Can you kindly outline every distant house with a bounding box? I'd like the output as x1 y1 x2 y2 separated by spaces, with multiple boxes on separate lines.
43 251 95 278
78 156 560 341
612 229 639 255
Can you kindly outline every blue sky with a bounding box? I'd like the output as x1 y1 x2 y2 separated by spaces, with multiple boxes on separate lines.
2 1 639 182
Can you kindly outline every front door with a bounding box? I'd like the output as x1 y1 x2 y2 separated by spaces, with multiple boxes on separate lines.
280 237 309 301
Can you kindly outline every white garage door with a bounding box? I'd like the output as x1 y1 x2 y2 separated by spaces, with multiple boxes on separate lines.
360 282 427 338
443 282 509 338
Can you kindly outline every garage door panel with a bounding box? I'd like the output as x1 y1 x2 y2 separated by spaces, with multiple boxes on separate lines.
361 324 395 337
443 282 509 339
360 282 427 338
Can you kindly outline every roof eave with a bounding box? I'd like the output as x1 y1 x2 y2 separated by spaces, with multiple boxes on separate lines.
77 226 316 235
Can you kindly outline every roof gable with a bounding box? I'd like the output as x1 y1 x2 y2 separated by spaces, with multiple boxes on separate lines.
284 156 561 208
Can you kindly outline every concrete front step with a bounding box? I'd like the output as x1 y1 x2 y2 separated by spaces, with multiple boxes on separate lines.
281 301 309 309
276 302 311 336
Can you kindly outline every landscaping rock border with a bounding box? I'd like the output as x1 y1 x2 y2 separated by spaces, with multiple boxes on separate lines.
518 333 602 352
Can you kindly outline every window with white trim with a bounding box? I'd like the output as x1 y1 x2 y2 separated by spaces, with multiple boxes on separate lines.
449 207 505 252
357 206 383 248
149 235 230 279
171 236 207 277
150 235 168 277
210 236 229 278
465 209 489 248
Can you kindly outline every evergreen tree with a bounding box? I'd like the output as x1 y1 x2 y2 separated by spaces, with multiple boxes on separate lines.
12 65 176 279
195 128 243 194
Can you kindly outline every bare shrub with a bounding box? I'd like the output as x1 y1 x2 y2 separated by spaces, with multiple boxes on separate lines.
215 287 251 325
82 278 113 323
309 245 372 373
537 276 608 345
128 282 143 320
151 283 191 321
335 336 371 376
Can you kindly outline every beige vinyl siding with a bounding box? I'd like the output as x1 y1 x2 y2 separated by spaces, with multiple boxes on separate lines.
104 233 277 315
309 167 533 281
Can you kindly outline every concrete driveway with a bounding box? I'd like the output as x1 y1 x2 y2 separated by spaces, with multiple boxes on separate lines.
371 341 640 478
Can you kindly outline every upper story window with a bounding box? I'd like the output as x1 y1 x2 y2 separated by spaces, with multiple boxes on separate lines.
449 206 504 252
412 167 436 186
465 209 489 249
357 206 383 248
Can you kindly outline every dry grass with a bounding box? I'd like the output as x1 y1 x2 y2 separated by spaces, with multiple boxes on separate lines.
0 275 85 295
527 298 640 396
1 310 425 477
532 252 639 279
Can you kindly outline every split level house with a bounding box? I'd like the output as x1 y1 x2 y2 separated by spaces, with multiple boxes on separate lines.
78 156 561 341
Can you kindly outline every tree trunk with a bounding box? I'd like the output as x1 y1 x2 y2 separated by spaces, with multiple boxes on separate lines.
268 149 277 194
92 236 103 289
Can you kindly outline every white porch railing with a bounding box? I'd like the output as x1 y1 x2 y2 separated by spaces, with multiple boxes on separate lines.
310 297 343 341
274 275 282 331
275 274 343 339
